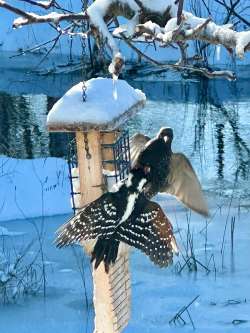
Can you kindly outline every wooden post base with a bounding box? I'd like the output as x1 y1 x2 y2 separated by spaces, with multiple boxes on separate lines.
93 256 130 333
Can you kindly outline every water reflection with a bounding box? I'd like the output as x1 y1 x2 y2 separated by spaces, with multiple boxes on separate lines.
0 93 73 158
0 77 249 196
215 123 224 179
0 93 49 158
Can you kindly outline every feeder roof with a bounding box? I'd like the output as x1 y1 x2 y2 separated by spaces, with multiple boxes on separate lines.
47 78 146 132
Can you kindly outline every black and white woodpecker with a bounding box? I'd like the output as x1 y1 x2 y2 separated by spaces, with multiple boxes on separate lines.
56 128 178 272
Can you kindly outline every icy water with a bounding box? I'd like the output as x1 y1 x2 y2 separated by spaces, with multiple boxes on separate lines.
0 72 250 198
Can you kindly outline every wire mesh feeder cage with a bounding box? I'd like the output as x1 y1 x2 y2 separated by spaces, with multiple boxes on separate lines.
67 138 80 215
67 129 131 214
102 129 131 186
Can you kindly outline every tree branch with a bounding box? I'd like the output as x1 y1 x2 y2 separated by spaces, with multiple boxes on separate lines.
0 1 88 28
15 0 55 10
120 32 236 81
1 0 250 80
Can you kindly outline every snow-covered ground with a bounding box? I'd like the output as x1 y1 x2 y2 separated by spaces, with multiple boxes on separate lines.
0 195 249 332
0 156 71 222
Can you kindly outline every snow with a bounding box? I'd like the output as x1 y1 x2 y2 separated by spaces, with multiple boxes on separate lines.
47 78 146 127
37 0 53 8
0 226 25 236
108 52 125 78
87 0 131 55
13 12 67 28
236 31 250 59
113 13 140 37
87 0 177 57
141 0 177 17
134 20 164 37
0 156 71 222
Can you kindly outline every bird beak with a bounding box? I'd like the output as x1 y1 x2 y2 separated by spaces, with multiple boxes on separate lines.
163 136 168 142
144 166 151 174
171 237 179 255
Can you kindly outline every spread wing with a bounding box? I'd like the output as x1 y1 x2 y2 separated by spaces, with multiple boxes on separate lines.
130 133 150 167
116 200 178 268
163 153 209 217
55 193 118 247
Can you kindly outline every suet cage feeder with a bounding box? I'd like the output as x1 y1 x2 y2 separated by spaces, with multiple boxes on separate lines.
47 78 146 333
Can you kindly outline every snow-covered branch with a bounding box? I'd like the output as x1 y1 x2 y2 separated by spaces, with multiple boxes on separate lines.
16 0 55 10
135 12 250 59
120 31 236 81
1 0 250 79
85 0 250 77
0 1 88 27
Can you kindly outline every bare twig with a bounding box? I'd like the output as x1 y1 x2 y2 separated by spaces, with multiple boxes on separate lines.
231 216 236 253
177 0 184 25
9 36 61 57
215 0 250 27
31 32 62 70
169 295 200 329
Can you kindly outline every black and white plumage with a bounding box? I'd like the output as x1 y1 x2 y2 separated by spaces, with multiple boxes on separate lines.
116 199 178 267
130 127 209 217
56 167 178 272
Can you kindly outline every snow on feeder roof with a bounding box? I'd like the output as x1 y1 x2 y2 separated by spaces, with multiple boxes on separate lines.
47 77 146 132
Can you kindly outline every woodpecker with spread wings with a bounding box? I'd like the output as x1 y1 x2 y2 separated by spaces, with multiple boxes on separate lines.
56 157 178 273
130 127 209 217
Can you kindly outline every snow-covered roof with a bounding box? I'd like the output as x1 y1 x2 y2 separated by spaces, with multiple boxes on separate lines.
47 78 146 132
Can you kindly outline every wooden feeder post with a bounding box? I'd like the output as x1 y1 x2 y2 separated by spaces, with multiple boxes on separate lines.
47 78 146 333
75 130 103 205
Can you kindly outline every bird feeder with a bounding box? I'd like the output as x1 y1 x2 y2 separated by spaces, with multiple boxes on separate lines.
47 78 146 333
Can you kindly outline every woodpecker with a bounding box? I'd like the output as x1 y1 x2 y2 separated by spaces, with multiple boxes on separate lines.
56 165 178 272
130 127 209 217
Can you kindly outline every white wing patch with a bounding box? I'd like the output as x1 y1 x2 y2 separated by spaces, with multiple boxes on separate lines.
119 192 139 224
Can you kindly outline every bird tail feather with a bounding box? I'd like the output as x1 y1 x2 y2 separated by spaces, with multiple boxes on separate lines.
91 238 120 273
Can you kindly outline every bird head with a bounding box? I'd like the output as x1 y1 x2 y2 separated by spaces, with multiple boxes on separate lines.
157 127 173 143
134 127 174 174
